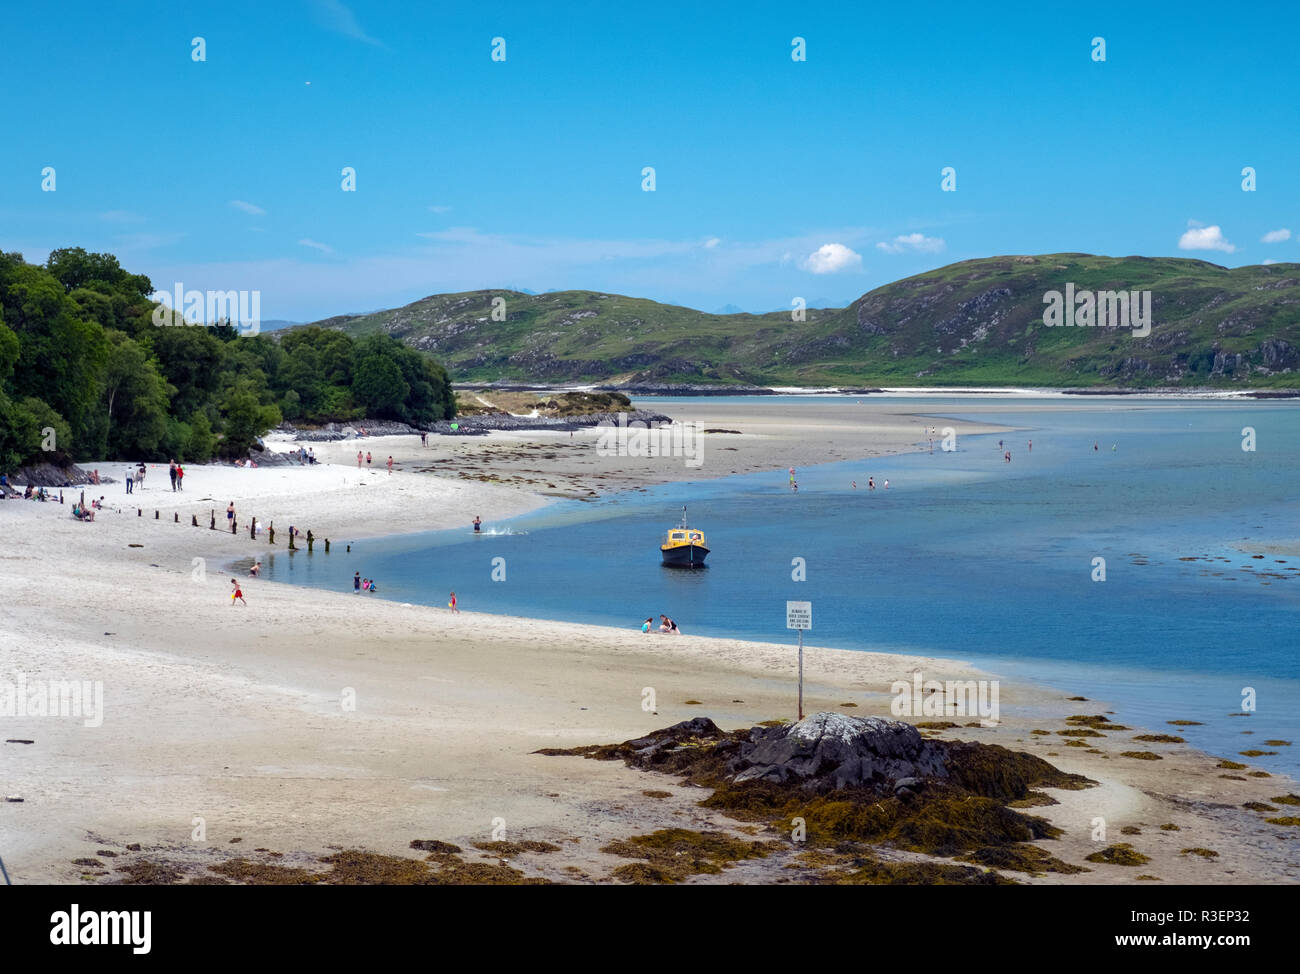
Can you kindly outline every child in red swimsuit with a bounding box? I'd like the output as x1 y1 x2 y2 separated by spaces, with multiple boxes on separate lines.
231 579 246 606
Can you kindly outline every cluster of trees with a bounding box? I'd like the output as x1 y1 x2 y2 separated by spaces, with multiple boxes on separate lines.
0 248 455 472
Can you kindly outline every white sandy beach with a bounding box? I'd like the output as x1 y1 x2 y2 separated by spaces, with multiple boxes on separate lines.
2 402 1297 885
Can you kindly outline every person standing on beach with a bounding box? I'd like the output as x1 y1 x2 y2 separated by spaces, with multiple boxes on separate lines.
168 460 177 491
125 467 133 494
227 501 235 527
357 451 363 468
176 464 184 490
387 455 393 475
449 591 459 613
230 579 246 606
366 452 372 467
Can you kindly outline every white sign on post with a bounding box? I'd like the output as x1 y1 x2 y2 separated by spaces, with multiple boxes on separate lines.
786 601 811 630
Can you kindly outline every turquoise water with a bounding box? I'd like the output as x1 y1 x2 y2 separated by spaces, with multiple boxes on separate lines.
263 396 1300 775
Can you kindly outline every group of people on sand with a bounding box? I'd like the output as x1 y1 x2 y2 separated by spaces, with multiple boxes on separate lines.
355 451 395 473
641 614 681 634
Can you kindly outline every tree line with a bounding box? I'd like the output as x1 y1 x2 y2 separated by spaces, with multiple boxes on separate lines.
0 248 455 471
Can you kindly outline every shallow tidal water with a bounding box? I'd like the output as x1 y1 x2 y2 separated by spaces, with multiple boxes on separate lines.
263 396 1300 776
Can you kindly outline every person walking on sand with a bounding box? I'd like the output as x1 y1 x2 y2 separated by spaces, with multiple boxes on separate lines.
227 501 235 526
357 451 363 468
176 464 184 490
387 455 393 475
169 460 177 491
230 579 246 606
366 451 372 467
449 591 459 613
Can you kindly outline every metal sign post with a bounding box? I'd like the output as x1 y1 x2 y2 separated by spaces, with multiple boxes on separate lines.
786 601 812 720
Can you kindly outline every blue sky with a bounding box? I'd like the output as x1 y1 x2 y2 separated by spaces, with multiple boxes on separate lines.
3 0 1298 321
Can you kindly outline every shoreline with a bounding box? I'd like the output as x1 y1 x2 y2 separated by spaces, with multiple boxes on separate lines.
3 398 1297 885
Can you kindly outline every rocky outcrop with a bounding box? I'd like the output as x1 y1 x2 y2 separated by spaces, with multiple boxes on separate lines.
8 461 96 487
728 712 949 791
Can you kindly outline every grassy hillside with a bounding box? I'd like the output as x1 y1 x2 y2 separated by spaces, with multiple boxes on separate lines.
307 255 1300 388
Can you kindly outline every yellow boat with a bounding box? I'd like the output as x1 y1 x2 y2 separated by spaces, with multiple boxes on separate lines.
661 506 709 567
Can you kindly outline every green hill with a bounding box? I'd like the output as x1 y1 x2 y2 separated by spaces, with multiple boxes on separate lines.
308 254 1300 388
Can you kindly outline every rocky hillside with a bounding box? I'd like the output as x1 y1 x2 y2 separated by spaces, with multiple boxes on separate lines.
306 255 1300 388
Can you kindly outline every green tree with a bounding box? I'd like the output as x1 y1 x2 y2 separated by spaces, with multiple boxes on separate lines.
352 353 408 416
0 393 39 472
219 384 281 458
101 330 172 457
149 324 224 417
186 410 217 462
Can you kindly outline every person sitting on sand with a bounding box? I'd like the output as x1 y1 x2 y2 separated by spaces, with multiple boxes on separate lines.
659 615 673 633
641 617 654 633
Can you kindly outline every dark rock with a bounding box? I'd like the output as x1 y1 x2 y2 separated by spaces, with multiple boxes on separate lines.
727 712 949 791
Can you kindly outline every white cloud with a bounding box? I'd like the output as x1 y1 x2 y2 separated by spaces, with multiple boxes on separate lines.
704 237 721 248
230 200 266 216
1178 224 1235 253
801 243 862 274
1261 228 1292 243
1262 259 1281 265
876 232 946 254
428 204 451 214
298 238 334 254
309 0 382 46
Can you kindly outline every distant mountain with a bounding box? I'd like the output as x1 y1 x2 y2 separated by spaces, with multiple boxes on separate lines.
714 303 746 315
257 319 302 333
302 255 1300 388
